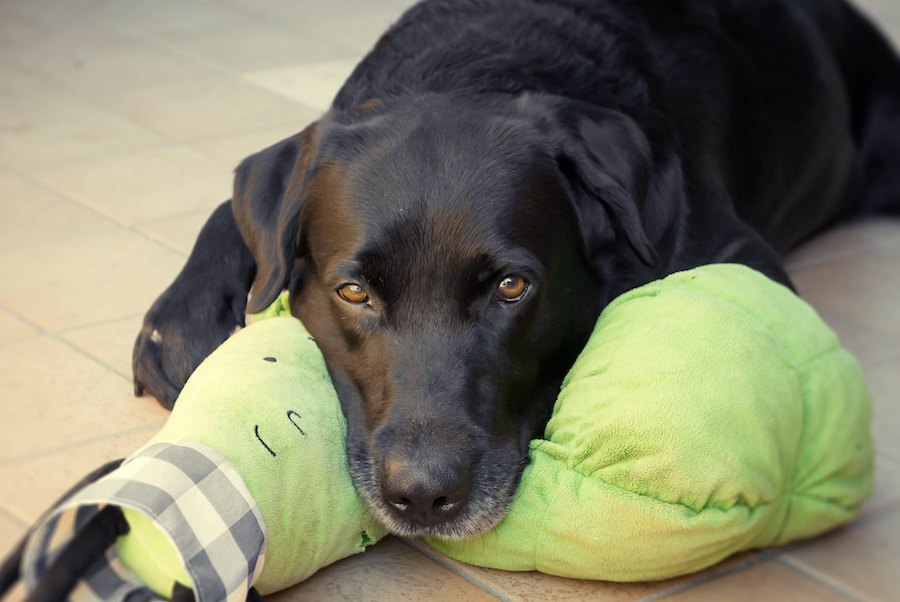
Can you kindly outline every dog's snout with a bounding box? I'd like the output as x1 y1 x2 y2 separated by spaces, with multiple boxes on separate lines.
381 456 471 524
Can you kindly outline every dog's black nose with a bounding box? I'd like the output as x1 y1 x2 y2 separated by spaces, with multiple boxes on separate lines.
381 457 471 524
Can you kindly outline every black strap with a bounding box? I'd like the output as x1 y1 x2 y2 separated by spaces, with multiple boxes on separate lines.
0 537 25 598
169 583 265 601
170 582 195 601
24 505 129 602
0 459 125 601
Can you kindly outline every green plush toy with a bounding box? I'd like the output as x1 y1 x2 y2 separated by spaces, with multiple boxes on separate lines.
20 315 388 600
429 264 874 580
13 264 873 600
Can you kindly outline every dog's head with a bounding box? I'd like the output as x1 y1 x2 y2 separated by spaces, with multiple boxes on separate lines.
233 94 663 538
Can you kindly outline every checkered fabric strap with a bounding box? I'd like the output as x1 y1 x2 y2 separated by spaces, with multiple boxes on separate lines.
21 440 267 602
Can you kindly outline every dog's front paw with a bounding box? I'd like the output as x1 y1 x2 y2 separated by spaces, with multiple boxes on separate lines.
133 289 244 409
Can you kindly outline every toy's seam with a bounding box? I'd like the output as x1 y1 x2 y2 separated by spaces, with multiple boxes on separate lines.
532 449 862 515
777 351 815 543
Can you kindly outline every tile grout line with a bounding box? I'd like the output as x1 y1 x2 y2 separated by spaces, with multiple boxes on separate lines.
3 97 270 261
109 0 364 72
0 296 145 383
786 246 881 274
785 220 900 274
629 551 780 602
1 161 125 230
52 313 144 337
0 504 28 530
1 162 192 258
775 557 873 602
395 539 511 602
7 157 180 234
0 301 47 336
0 423 164 469
0 63 178 161
75 18 330 141
52 333 135 383
0 163 197 261
1 162 164 252
3 19 329 159
2 58 277 207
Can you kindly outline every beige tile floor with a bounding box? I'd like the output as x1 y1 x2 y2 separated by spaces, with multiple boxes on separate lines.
0 1 898 600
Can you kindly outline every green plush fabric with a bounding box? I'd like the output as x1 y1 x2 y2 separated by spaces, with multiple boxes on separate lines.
140 316 387 594
116 507 193 597
428 264 874 581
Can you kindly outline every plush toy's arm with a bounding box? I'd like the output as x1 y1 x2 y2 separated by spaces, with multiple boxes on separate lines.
5 315 387 602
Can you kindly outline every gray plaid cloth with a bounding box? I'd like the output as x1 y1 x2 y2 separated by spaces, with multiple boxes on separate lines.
21 440 267 602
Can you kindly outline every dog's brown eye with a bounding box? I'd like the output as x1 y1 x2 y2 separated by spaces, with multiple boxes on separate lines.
497 275 528 302
337 283 370 305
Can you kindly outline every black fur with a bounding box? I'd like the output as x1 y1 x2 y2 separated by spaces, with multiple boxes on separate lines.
134 0 900 537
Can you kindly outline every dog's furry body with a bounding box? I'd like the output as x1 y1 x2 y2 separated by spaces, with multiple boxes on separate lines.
134 0 900 538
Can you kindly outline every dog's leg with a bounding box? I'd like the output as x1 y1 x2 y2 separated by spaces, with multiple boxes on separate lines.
684 212 795 291
133 201 255 408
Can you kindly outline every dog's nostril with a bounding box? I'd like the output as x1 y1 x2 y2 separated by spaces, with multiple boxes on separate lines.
433 496 458 513
389 497 412 512
381 458 471 523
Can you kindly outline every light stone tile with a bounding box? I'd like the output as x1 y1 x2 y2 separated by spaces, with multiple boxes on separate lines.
866 456 900 515
0 426 164 525
0 307 40 343
61 314 144 382
406 540 765 602
268 537 498 602
786 218 900 272
96 75 318 141
222 0 412 21
293 11 400 55
158 22 358 73
658 561 852 601
0 335 167 465
94 0 276 38
0 228 185 331
864 355 900 467
135 210 212 256
0 509 26 553
33 145 232 225
814 309 900 370
220 0 416 53
0 68 169 171
242 59 359 112
784 507 900 602
1 0 120 29
0 167 117 249
192 120 316 166
1 15 222 99
791 241 900 338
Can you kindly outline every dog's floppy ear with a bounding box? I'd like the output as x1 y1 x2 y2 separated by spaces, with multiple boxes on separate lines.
523 96 660 267
562 109 660 267
232 123 319 314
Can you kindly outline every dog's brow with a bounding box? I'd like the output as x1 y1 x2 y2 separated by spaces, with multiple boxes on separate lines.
328 259 366 283
489 249 545 280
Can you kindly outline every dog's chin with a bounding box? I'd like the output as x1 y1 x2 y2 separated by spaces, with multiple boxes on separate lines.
347 441 525 540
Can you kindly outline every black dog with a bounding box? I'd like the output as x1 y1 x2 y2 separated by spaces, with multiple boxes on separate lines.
134 0 900 539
